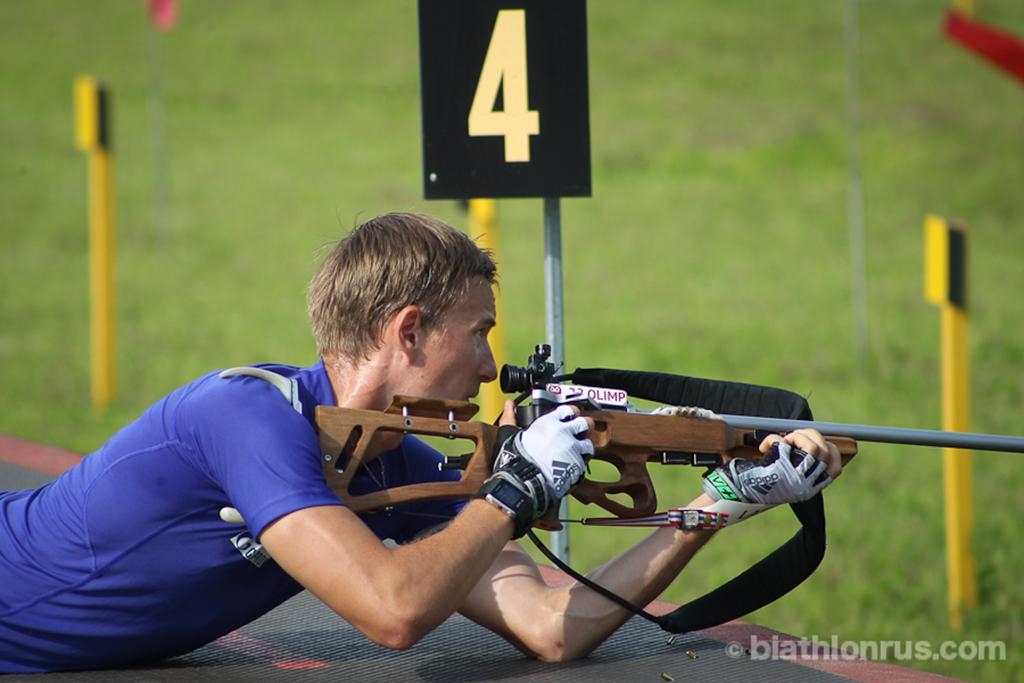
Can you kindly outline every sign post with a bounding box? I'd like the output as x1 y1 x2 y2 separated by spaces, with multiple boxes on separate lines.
419 0 591 561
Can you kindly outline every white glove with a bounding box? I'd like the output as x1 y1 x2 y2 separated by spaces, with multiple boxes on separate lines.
483 406 592 538
515 404 593 497
703 441 832 505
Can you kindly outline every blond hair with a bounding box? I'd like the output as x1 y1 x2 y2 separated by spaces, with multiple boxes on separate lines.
308 212 497 360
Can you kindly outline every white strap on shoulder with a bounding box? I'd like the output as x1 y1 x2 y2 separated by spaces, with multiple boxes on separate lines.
216 365 304 530
218 366 303 415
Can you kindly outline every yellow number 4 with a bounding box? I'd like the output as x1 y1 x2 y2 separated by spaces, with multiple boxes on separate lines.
468 9 540 163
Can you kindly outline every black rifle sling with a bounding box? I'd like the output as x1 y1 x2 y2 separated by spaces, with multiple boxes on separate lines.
570 368 826 634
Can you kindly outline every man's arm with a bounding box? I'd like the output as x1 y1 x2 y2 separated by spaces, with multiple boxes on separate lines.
260 402 594 651
260 499 515 650
456 493 717 663
456 427 844 662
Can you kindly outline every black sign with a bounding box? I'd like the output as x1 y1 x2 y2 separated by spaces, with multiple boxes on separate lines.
419 0 591 199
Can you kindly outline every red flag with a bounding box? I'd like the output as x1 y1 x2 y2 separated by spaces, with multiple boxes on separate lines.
944 10 1024 85
149 0 177 31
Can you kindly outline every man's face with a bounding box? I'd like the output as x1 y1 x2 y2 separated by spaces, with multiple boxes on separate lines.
411 277 498 401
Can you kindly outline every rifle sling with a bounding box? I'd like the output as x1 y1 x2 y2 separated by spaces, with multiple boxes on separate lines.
566 367 827 634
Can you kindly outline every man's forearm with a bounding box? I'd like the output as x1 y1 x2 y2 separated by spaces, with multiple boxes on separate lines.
551 493 718 659
388 499 518 633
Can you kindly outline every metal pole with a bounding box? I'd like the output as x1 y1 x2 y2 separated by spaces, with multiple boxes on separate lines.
148 22 168 245
720 415 1024 453
543 197 569 563
846 0 868 362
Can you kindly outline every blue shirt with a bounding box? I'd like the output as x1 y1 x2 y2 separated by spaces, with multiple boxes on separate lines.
0 360 464 673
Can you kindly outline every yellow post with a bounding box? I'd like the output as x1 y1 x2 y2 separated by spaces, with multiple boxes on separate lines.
75 77 117 411
468 199 506 421
952 0 978 18
924 214 975 630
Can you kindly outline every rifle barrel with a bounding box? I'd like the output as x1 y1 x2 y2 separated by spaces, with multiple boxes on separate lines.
721 415 1024 454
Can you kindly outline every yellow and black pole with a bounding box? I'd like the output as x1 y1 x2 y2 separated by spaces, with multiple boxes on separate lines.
924 214 976 630
468 199 506 421
75 77 117 411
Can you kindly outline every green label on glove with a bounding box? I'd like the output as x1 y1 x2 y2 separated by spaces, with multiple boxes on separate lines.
707 471 740 501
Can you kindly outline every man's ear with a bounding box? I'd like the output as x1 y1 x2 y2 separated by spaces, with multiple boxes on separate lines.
389 305 424 358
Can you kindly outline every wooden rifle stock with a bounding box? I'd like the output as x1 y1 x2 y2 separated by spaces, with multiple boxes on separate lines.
316 396 494 514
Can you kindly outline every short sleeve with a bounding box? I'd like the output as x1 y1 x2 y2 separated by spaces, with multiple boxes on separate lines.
179 375 342 538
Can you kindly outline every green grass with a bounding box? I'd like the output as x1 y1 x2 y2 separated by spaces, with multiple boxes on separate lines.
2 2 1022 680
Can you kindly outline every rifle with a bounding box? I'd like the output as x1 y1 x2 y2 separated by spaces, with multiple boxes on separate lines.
316 342 1024 517
315 389 858 520
316 344 863 518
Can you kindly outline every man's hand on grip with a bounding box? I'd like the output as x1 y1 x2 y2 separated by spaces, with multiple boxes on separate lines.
478 402 593 537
